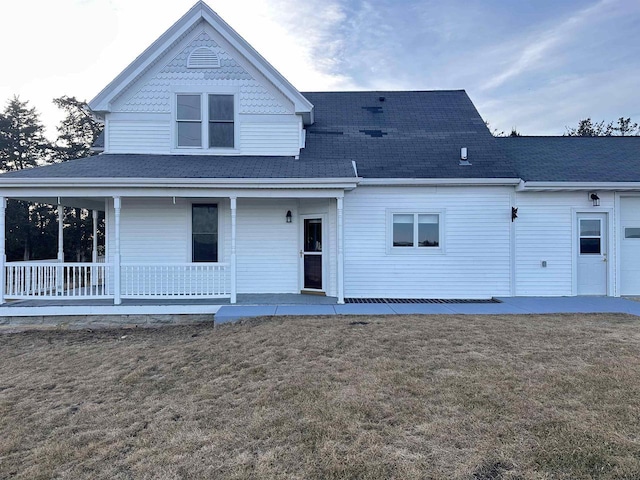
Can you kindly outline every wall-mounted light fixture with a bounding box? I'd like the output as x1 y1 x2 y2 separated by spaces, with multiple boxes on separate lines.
511 207 518 222
286 210 292 223
589 192 600 207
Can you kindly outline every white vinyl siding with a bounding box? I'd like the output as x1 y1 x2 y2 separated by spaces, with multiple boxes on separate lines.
513 191 614 296
108 120 171 154
106 198 190 264
105 115 301 156
620 196 640 295
343 186 512 299
235 199 298 294
239 123 301 156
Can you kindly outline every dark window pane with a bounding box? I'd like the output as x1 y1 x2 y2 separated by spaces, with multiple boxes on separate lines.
192 204 218 233
304 219 322 252
192 204 218 262
304 255 322 289
393 214 414 247
209 123 234 148
209 95 234 121
418 223 439 247
625 228 640 239
580 219 601 237
193 234 218 262
177 122 201 147
580 238 601 254
177 95 201 120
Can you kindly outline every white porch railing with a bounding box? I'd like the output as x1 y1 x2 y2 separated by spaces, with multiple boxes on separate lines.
121 263 230 298
5 262 113 299
4 262 231 301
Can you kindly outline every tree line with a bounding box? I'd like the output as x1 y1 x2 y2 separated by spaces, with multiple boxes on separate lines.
489 117 640 137
0 96 103 261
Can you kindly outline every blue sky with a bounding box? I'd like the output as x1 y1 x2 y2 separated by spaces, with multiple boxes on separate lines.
1 0 639 136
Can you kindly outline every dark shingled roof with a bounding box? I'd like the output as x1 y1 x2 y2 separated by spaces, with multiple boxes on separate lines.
498 136 640 182
0 154 355 179
1 90 518 181
301 90 518 179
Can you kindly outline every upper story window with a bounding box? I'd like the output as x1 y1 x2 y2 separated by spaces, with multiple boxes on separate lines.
176 94 235 149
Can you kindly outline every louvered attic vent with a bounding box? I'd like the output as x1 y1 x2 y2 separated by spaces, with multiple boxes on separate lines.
187 47 220 68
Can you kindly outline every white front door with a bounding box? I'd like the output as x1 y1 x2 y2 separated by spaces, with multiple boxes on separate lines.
577 213 608 295
300 216 324 292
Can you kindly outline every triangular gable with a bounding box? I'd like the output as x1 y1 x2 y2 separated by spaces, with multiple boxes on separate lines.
89 1 314 123
112 26 294 115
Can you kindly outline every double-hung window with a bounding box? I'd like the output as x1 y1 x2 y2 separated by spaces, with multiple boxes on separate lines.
176 94 235 149
192 204 218 262
390 212 442 252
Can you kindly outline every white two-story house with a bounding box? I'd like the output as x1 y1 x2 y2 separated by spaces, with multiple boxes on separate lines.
0 1 639 316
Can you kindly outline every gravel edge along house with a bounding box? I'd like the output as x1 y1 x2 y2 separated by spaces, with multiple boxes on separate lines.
0 1 639 319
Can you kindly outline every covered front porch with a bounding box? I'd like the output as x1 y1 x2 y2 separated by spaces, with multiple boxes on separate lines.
0 181 353 310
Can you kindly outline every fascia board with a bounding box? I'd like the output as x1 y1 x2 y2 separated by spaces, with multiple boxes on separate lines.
0 177 360 189
517 181 640 191
359 178 522 186
89 2 204 111
199 7 314 117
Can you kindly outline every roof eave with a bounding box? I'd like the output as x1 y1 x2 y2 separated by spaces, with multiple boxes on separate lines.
360 178 522 186
0 176 360 189
517 181 640 191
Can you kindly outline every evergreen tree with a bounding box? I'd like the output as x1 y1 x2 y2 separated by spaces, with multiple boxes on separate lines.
52 96 103 161
0 96 50 171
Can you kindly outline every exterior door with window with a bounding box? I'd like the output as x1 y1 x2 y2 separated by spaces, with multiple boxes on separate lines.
300 216 324 292
577 213 607 295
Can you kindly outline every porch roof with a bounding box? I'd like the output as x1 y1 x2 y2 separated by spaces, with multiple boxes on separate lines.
0 154 357 180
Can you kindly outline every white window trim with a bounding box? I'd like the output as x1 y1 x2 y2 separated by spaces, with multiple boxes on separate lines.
171 86 240 154
386 209 445 255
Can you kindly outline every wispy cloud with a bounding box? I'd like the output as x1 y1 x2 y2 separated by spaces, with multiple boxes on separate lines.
480 0 614 91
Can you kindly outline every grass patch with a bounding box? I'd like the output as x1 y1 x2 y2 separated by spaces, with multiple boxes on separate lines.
1 313 640 479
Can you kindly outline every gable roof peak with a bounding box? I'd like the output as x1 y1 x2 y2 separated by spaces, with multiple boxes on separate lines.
89 0 314 123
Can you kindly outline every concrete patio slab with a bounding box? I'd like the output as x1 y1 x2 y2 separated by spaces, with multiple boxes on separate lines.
443 302 531 315
215 305 277 323
275 305 337 316
333 304 396 315
387 303 457 314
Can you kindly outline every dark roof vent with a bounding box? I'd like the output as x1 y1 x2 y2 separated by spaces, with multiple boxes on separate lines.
360 129 387 138
379 96 385 102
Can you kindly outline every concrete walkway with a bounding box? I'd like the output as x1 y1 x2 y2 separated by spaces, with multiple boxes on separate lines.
215 296 640 323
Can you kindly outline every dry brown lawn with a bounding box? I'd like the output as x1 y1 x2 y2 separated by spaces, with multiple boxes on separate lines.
1 314 640 479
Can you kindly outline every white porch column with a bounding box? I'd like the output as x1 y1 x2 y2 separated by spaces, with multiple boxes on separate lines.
337 196 345 304
113 197 122 305
0 197 6 305
57 204 64 262
56 204 64 293
91 210 98 287
230 196 237 304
